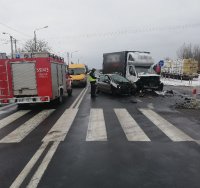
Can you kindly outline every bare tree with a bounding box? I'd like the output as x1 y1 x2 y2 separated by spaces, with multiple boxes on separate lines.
177 43 200 72
22 39 51 52
177 43 193 59
193 45 200 63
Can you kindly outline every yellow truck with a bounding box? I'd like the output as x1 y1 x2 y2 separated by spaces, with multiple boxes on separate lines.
68 64 88 87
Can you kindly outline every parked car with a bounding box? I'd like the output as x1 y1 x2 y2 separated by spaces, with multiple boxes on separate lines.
96 74 133 95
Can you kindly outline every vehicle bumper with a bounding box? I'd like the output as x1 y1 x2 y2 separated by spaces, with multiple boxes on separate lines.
0 96 50 104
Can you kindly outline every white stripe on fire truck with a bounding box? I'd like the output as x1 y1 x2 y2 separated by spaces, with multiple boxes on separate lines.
114 108 150 141
86 108 107 141
0 109 55 143
0 110 30 130
139 108 194 141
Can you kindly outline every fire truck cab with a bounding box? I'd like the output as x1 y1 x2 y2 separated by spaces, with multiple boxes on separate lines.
0 52 68 105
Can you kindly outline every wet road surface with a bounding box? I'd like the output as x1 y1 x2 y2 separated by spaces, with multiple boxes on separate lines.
0 86 200 188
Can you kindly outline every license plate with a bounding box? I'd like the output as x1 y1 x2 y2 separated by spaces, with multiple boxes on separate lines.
17 98 32 103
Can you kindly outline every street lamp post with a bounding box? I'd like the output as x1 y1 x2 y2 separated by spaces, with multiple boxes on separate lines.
2 32 15 58
70 51 78 64
34 26 48 52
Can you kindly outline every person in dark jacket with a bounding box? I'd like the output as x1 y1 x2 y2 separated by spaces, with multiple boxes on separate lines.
88 68 97 97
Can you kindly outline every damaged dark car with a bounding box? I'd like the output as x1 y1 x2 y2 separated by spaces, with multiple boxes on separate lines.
97 74 133 95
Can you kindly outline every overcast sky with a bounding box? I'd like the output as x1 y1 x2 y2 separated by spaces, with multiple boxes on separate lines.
0 0 200 69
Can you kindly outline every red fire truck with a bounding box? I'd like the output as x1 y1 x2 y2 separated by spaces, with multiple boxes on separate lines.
0 52 68 106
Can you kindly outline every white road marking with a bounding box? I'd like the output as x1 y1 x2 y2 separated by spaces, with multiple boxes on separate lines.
147 103 154 109
10 88 88 188
86 108 107 141
140 108 194 141
27 141 60 188
10 142 49 188
0 109 55 143
136 99 142 103
69 87 87 109
42 108 78 142
114 108 150 141
0 103 16 111
0 110 30 130
0 111 6 114
74 87 88 108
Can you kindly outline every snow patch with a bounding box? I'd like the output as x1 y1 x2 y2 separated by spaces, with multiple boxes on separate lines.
161 75 200 87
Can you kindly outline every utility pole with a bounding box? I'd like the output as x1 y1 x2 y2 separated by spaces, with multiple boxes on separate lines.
2 32 15 58
67 52 70 66
34 26 48 52
10 35 14 58
14 39 17 53
34 30 37 52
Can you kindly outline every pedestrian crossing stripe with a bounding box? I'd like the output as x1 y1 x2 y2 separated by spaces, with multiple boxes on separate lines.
42 108 78 142
139 109 194 142
114 108 150 141
86 108 107 141
0 108 198 143
0 110 31 130
0 110 55 143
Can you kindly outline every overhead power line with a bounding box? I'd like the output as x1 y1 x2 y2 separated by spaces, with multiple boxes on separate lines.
46 22 200 40
0 21 32 38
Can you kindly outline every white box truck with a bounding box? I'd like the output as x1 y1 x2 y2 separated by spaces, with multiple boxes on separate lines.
103 51 163 92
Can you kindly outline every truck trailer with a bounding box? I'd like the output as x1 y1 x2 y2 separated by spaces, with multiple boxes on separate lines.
0 52 68 106
161 59 198 80
103 51 163 92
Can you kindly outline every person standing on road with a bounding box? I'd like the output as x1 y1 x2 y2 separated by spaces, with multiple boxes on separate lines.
88 68 97 97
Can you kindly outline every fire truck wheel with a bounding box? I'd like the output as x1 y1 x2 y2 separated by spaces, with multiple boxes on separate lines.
58 89 64 104
67 89 72 96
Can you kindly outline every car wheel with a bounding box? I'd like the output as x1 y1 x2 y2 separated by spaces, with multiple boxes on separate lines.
159 83 164 91
57 90 64 104
67 89 72 96
111 87 117 95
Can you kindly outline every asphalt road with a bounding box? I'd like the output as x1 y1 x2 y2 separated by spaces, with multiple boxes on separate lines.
0 85 200 188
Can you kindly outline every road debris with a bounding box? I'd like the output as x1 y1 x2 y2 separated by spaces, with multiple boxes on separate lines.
175 97 200 109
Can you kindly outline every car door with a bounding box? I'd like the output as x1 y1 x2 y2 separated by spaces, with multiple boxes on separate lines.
97 75 105 92
103 75 112 93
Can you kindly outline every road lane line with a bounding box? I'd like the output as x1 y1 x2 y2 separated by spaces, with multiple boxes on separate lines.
140 108 194 141
86 108 107 141
11 88 88 187
0 110 30 130
136 99 142 103
27 141 60 188
0 103 16 111
0 109 55 143
42 108 78 142
10 142 49 188
69 87 87 109
43 87 88 142
114 108 150 141
0 111 6 114
74 87 88 108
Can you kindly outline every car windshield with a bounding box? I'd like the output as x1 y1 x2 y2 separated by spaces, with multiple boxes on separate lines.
135 66 151 74
68 68 85 75
110 74 129 83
